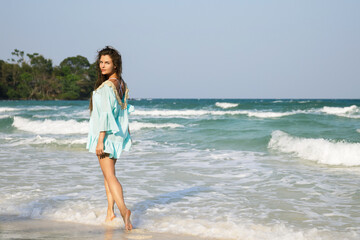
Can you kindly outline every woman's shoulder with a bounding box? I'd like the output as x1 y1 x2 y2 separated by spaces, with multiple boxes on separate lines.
95 80 114 93
97 80 113 89
95 80 129 110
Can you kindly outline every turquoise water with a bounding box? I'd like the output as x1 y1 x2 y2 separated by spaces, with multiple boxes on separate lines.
0 99 359 239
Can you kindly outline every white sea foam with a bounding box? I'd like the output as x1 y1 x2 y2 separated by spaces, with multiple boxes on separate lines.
26 106 58 111
61 138 87 145
27 135 57 144
75 109 90 118
132 109 300 119
0 107 17 113
132 106 360 119
143 217 354 240
268 130 360 166
130 121 183 131
320 105 360 118
33 109 89 120
247 111 297 118
215 102 239 109
132 109 212 118
0 114 10 119
12 117 88 135
6 199 355 240
8 136 88 146
357 129 360 134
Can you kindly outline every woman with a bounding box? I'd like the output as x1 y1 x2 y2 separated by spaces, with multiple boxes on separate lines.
86 46 134 230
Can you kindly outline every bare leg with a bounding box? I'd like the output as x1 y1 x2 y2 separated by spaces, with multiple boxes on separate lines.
104 177 116 222
98 155 133 230
104 159 116 222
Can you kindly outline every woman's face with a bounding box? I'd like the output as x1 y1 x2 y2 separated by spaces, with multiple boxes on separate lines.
99 55 115 76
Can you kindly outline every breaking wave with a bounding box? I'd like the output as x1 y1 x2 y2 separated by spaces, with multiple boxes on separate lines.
0 107 17 113
319 105 360 118
130 121 183 131
12 117 88 135
268 130 360 166
215 102 239 109
132 109 300 118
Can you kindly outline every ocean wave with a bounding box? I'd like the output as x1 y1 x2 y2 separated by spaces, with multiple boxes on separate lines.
143 216 355 240
33 109 89 119
7 135 88 146
17 135 57 145
0 107 18 113
319 105 360 118
26 106 62 111
268 130 360 166
132 109 211 118
247 111 297 118
131 121 183 131
12 116 182 135
62 138 87 144
357 129 360 134
132 109 300 118
215 102 239 109
0 114 11 119
12 117 88 135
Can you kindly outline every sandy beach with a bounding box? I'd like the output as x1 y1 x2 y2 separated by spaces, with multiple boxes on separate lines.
0 216 203 240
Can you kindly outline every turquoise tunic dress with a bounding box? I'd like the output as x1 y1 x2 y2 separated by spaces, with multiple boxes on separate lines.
86 80 134 159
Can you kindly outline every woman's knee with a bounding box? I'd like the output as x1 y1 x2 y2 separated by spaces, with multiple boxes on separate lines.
104 171 119 185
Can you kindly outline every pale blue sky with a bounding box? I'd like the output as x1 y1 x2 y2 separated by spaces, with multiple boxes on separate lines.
1 0 359 98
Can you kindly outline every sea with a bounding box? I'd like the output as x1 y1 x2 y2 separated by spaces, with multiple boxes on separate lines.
0 99 359 240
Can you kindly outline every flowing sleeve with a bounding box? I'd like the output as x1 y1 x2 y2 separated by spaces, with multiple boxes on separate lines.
127 104 135 114
97 85 120 134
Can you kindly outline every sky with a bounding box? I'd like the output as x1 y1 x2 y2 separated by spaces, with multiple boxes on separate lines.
0 0 359 98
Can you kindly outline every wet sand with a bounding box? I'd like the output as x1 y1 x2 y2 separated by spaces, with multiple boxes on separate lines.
0 216 203 240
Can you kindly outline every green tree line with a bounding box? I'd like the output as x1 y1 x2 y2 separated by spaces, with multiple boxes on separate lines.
0 49 97 100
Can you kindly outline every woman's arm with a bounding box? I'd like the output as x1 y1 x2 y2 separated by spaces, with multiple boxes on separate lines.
96 131 106 158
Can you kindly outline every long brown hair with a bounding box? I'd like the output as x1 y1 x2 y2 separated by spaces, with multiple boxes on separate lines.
89 46 126 112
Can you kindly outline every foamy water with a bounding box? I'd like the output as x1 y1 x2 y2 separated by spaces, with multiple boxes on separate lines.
130 121 184 131
12 116 89 135
215 102 239 109
1 99 359 240
132 109 303 118
268 130 360 166
320 105 360 118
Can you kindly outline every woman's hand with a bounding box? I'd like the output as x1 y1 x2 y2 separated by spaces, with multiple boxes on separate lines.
96 131 106 158
96 141 104 158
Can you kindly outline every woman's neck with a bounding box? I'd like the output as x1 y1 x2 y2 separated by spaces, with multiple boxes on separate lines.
107 73 119 80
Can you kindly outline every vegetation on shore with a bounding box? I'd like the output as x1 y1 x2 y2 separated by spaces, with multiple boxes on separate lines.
0 49 97 100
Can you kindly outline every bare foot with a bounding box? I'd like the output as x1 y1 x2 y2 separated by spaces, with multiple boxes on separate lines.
105 211 116 223
123 209 133 230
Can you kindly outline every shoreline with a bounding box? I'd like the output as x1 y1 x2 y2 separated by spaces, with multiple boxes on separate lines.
0 216 205 240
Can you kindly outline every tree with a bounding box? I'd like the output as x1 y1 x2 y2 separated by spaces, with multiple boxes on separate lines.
59 55 90 75
10 49 25 64
27 53 54 99
0 50 96 100
58 55 93 99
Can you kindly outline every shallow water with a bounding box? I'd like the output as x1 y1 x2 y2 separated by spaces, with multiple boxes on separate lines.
0 99 359 239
